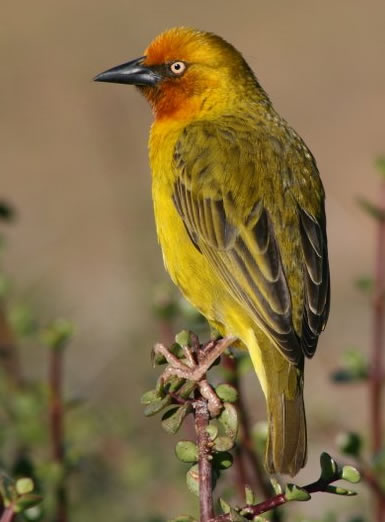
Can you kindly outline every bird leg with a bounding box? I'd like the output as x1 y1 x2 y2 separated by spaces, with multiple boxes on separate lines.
153 336 238 416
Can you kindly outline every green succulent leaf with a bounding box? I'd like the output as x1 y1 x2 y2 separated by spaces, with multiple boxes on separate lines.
41 319 74 350
143 395 171 416
140 389 161 405
341 465 361 484
336 432 362 457
9 305 38 337
320 452 339 482
216 383 238 403
219 497 231 514
175 330 192 347
284 483 311 502
23 505 43 521
14 494 42 513
186 464 200 497
213 435 234 452
206 423 219 441
244 485 255 505
15 478 34 495
161 403 191 434
332 350 368 383
218 403 239 440
178 380 197 399
343 349 368 377
270 477 283 495
151 348 167 366
229 507 248 521
175 441 198 463
325 485 357 496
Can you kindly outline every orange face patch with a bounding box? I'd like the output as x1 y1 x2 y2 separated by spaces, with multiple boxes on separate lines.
139 27 251 121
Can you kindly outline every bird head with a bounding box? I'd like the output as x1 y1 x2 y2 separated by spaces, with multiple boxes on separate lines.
94 27 265 120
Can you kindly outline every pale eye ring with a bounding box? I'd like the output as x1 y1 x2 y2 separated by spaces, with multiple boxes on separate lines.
169 61 186 76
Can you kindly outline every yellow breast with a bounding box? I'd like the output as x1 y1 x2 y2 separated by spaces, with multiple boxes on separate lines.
149 119 251 337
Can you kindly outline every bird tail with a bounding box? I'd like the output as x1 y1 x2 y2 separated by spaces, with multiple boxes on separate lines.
265 366 307 476
244 330 307 476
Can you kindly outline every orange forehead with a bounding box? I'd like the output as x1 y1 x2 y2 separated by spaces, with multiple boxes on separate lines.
143 27 222 66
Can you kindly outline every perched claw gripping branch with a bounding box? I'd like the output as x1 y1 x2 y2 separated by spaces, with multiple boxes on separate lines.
142 332 361 522
0 475 42 522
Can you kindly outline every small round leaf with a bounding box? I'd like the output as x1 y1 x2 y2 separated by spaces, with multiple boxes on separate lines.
206 423 218 441
284 484 311 502
336 432 362 458
218 403 239 440
140 389 161 405
214 436 234 452
16 478 34 495
161 404 191 434
216 384 238 403
186 464 200 497
175 441 198 463
320 452 339 481
341 465 361 484
143 395 171 417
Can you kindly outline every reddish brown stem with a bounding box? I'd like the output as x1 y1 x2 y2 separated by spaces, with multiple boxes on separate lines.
0 507 15 522
371 181 385 522
49 347 67 522
194 399 214 522
213 479 328 521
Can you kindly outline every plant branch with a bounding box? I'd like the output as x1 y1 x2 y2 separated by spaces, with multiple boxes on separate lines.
49 347 67 522
0 507 14 522
213 478 347 521
371 179 385 522
194 398 214 522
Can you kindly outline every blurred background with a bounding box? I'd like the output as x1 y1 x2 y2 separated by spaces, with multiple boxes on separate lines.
1 0 385 520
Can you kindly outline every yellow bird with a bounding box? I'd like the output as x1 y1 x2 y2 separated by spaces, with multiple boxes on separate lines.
95 27 330 476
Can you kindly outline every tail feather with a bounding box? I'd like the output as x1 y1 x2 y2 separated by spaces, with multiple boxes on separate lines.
244 329 307 476
265 378 307 476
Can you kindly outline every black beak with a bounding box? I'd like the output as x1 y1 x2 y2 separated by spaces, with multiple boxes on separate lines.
93 57 161 86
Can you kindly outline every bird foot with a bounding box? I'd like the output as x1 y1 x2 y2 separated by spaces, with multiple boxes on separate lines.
153 335 237 416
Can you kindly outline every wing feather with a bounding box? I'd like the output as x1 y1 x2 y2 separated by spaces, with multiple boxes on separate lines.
171 120 330 364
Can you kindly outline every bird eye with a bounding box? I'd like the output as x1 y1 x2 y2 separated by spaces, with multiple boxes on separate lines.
169 61 186 76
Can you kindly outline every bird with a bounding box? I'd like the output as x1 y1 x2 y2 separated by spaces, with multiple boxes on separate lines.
94 27 330 476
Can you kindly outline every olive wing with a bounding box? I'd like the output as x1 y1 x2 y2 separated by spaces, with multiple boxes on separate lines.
171 121 329 363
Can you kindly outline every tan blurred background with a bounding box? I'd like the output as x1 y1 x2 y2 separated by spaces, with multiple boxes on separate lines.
2 0 385 519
